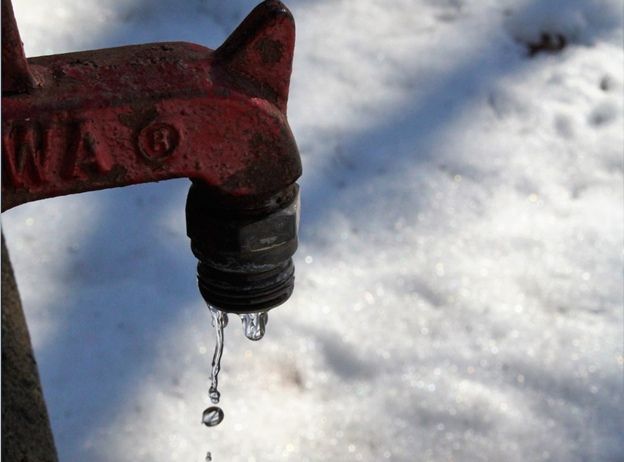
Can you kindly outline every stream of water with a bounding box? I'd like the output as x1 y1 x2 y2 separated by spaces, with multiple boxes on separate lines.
202 306 270 458
202 305 227 429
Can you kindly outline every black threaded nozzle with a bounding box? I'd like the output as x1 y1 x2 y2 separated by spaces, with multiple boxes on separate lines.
186 182 299 314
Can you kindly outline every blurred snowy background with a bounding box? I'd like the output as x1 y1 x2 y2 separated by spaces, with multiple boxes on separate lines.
2 0 623 461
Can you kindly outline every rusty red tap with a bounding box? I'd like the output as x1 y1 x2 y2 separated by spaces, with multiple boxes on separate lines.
1 0 301 211
1 2 301 458
2 0 302 313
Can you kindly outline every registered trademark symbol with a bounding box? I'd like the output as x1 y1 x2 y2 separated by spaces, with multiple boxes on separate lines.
137 122 179 162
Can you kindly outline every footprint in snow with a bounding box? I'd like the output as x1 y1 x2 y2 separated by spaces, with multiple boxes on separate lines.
588 102 618 128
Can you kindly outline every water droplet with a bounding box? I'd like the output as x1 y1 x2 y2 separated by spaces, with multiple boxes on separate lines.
209 387 220 404
202 406 224 427
205 451 213 461
240 312 268 341
210 308 228 328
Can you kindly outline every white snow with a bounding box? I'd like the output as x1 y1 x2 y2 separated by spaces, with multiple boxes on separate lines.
3 0 623 461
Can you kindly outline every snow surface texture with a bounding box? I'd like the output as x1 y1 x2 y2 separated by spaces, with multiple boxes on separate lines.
3 0 623 461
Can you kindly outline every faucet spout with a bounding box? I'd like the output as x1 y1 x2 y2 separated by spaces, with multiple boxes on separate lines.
186 182 299 313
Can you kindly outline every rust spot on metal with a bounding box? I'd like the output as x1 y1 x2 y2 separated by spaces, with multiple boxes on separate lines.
255 38 284 65
222 129 300 195
118 107 158 129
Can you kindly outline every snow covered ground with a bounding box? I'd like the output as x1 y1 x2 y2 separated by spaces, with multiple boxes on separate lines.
3 0 623 461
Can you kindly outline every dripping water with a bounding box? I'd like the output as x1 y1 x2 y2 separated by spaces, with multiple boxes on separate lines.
202 305 227 428
240 311 268 341
208 305 227 404
202 406 224 427
201 307 270 459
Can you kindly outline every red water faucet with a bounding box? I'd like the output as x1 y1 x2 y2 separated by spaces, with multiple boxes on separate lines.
1 1 301 457
2 0 302 312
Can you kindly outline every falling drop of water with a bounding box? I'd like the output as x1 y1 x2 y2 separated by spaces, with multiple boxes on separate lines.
240 311 268 341
209 388 220 404
202 406 224 427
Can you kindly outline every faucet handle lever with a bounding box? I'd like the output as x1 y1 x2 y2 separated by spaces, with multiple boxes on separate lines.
216 0 296 113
